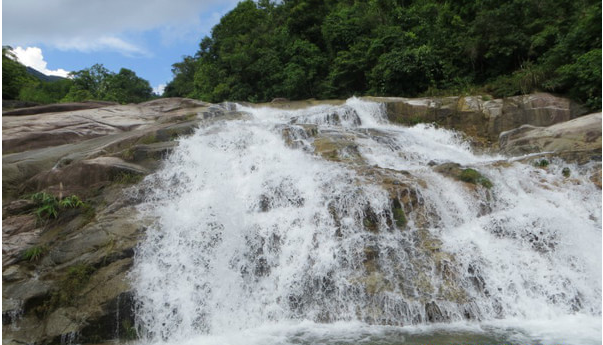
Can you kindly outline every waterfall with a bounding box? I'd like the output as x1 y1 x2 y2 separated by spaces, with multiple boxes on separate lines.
131 98 601 344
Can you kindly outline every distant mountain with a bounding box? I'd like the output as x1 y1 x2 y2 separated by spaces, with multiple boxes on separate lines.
26 66 65 82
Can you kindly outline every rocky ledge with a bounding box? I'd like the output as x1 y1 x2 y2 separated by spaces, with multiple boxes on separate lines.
2 98 243 344
2 94 601 344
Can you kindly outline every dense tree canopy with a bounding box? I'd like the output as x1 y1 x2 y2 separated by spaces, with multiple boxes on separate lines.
166 0 601 110
63 64 153 104
2 46 37 100
2 50 154 105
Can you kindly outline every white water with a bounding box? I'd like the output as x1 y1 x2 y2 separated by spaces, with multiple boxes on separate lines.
131 98 601 344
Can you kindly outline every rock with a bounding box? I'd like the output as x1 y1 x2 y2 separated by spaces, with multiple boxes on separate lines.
3 278 52 315
312 130 364 164
2 99 224 196
2 101 117 116
2 95 598 343
433 163 493 189
2 215 41 266
26 156 149 197
2 98 209 155
499 112 602 162
251 98 345 109
425 301 445 322
364 93 586 145
2 199 36 218
45 307 81 339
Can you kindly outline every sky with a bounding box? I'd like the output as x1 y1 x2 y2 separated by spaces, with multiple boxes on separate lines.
2 0 241 95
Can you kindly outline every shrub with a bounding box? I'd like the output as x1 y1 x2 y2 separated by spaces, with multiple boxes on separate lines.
31 192 86 220
535 159 549 168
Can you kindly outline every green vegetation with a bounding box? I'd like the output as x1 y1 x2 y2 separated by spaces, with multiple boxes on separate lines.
31 192 86 220
120 319 138 340
35 263 96 317
63 64 153 104
22 245 48 262
139 134 158 145
393 208 407 227
459 168 493 189
164 0 600 111
112 171 144 184
2 47 154 105
535 159 550 167
2 46 37 100
562 167 571 177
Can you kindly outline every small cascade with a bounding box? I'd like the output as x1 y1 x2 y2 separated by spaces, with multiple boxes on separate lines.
131 98 601 344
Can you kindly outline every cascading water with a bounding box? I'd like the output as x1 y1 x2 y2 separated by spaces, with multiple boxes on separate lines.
131 98 601 345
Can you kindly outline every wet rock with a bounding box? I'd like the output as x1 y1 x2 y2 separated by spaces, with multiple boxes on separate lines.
425 301 445 322
361 272 394 294
434 163 493 189
312 131 363 164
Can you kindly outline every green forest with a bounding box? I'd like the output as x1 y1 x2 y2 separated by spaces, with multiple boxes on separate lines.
2 47 153 105
165 0 601 110
3 0 601 110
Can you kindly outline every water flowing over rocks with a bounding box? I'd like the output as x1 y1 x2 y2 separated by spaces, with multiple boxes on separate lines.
2 94 601 344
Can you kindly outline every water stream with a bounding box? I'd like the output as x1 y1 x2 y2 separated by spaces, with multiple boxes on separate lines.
131 98 601 344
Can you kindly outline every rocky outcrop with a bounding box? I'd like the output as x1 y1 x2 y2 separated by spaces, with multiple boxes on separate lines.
365 93 587 146
2 98 243 344
2 101 119 116
499 112 602 163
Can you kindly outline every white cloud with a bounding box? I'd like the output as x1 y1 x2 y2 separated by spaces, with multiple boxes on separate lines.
3 0 240 56
54 36 150 57
13 46 71 78
153 83 166 96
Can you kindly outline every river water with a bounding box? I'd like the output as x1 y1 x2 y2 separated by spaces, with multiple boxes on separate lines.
130 98 601 344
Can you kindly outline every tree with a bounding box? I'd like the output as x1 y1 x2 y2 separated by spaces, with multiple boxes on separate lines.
63 64 111 101
103 68 153 104
63 64 152 104
2 46 36 100
166 0 601 110
164 56 198 98
19 79 73 104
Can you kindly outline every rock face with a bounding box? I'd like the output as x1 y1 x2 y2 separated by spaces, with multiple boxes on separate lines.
365 93 587 146
499 113 602 163
2 94 599 344
2 101 119 116
2 98 244 344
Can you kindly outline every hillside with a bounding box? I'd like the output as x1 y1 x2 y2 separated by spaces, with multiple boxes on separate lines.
165 0 601 111
25 66 65 82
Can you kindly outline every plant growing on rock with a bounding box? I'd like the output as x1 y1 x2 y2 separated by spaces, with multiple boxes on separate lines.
535 159 549 168
562 167 571 177
112 171 144 184
36 263 96 317
459 168 493 189
31 192 59 219
22 245 48 262
31 192 87 220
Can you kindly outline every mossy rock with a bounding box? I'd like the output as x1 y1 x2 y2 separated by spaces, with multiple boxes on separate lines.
434 163 493 189
459 168 493 189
